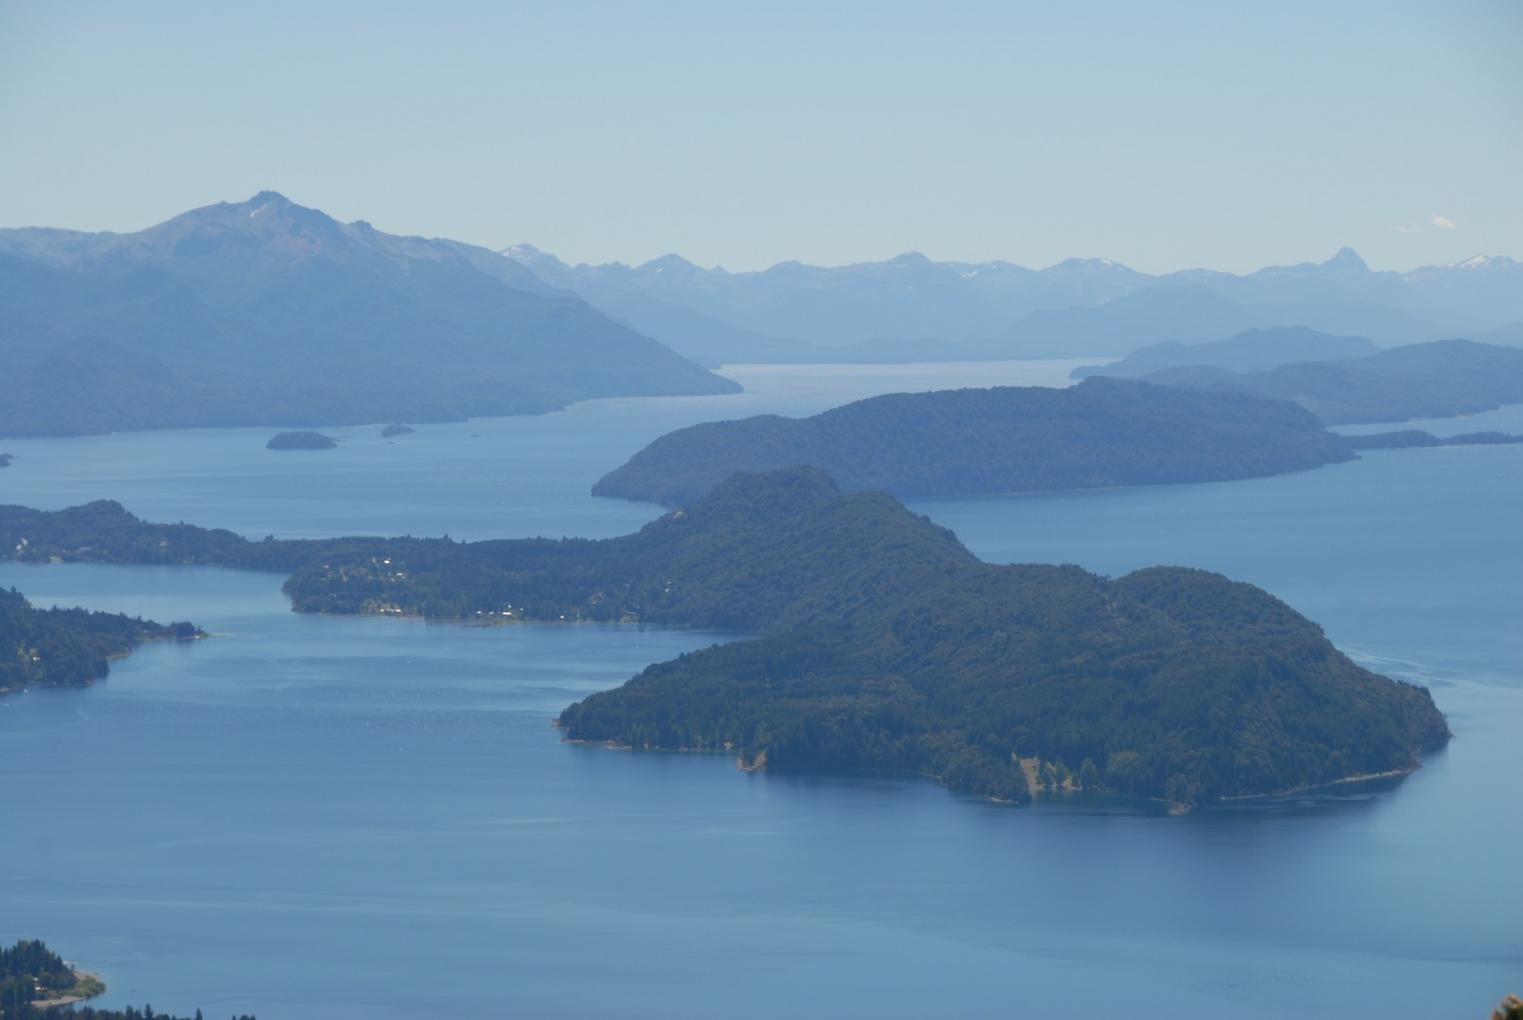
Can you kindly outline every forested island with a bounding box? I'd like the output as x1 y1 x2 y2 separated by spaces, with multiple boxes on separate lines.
265 430 337 451
592 377 1356 506
0 588 199 695
380 424 414 437
1137 339 1523 424
1 938 252 1020
0 469 1449 808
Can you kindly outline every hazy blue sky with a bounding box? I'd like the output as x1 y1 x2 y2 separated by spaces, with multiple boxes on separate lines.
1 1 1517 273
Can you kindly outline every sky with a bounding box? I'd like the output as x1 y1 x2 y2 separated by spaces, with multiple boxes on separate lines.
0 0 1518 274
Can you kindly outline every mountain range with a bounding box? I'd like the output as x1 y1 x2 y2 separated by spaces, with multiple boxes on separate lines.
3 192 1519 440
503 243 1523 366
0 193 737 437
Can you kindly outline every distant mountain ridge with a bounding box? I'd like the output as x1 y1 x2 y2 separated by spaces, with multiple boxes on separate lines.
502 243 1523 365
0 193 737 437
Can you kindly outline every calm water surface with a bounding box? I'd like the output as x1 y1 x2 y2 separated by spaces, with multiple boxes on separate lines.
0 365 1518 1019
0 360 1083 540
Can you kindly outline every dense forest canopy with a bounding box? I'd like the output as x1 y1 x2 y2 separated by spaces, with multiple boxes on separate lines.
0 468 1449 808
0 588 198 694
591 377 1356 507
1 939 76 1008
0 937 251 1020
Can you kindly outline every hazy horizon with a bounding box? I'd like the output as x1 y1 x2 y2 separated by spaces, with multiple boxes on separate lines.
3 187 1516 278
3 1 1518 275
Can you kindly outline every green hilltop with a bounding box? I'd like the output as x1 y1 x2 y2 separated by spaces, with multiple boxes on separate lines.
0 468 1448 809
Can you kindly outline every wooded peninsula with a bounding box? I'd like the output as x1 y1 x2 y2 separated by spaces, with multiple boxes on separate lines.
0 588 199 695
0 467 1449 809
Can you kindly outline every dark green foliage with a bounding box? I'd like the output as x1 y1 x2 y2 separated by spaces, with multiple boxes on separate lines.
591 376 1355 506
380 423 414 437
0 938 253 1019
0 502 278 570
0 939 74 1007
1145 339 1523 424
0 589 199 694
0 500 377 574
1078 758 1101 788
276 468 973 625
3 1006 251 1020
0 469 1449 807
560 553 1448 807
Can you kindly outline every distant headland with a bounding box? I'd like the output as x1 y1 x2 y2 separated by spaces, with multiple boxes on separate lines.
592 377 1357 506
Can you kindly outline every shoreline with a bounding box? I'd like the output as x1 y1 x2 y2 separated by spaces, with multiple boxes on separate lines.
557 727 1428 814
1215 764 1421 804
0 629 206 699
31 969 105 1009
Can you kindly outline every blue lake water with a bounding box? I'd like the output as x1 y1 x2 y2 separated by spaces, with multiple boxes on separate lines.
0 364 1519 1019
0 360 1085 541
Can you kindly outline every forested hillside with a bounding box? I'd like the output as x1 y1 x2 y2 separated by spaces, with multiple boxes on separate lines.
0 470 1448 808
0 938 252 1020
592 377 1355 506
0 589 198 694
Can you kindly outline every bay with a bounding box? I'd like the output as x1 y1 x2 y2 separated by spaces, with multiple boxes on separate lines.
0 363 1518 1019
0 360 1083 541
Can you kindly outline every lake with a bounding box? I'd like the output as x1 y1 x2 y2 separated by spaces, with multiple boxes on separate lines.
0 363 1519 1019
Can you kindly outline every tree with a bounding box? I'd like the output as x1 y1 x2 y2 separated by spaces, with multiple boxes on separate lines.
1079 758 1100 789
